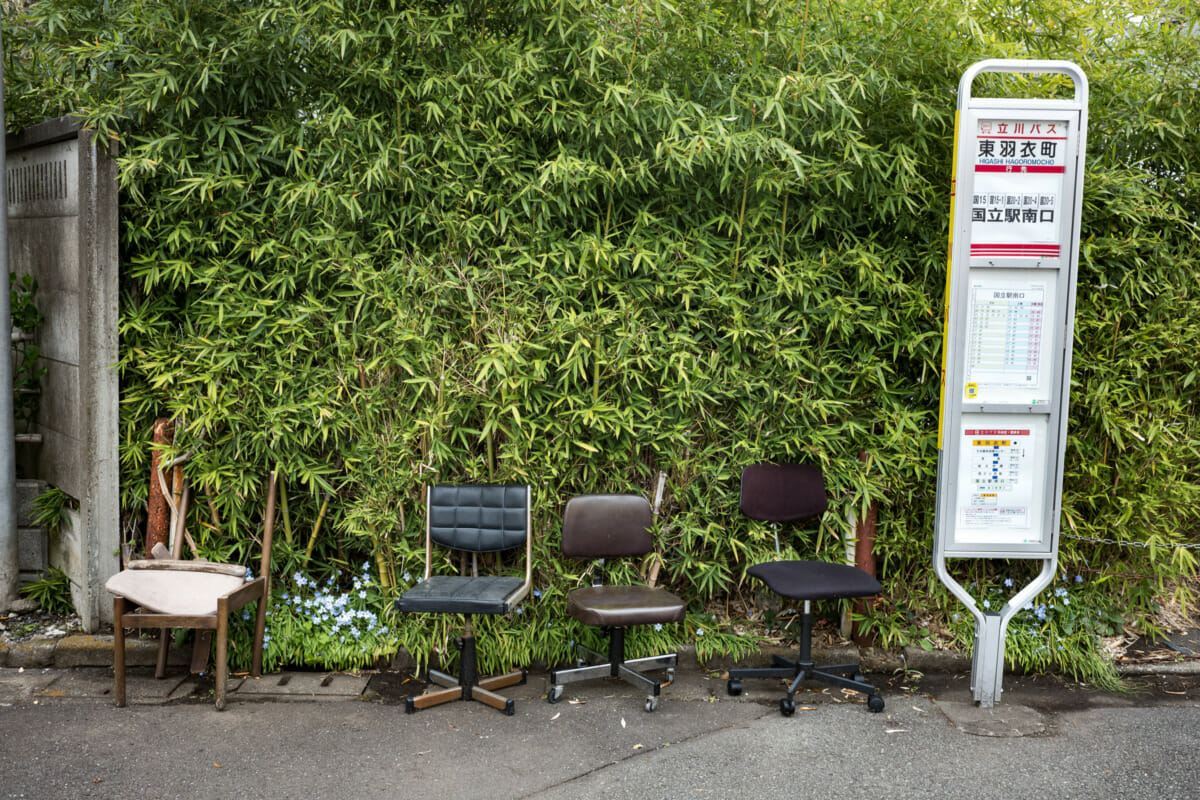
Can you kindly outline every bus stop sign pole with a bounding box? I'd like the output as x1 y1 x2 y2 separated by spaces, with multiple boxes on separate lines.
933 60 1088 707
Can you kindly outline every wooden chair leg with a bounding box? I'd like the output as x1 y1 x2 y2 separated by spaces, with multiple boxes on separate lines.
251 594 267 678
190 631 213 674
215 606 229 711
113 597 127 708
156 630 171 679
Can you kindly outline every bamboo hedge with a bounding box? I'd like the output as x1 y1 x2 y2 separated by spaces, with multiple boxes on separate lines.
6 0 1198 680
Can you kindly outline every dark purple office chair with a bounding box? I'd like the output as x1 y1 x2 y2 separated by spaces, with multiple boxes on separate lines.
726 463 885 715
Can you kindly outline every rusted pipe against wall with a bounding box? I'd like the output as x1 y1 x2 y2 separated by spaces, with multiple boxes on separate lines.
145 418 174 557
852 450 879 645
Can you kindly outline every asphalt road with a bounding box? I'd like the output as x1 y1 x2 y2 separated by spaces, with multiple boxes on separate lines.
1 668 1197 799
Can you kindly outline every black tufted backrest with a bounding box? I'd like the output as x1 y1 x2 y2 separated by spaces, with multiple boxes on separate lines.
428 484 530 553
739 463 828 523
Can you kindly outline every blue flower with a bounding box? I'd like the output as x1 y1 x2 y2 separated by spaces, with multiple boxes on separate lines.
1054 587 1068 598
1004 578 1013 588
532 589 541 599
696 628 704 637
654 623 663 632
1074 574 1084 583
982 599 991 609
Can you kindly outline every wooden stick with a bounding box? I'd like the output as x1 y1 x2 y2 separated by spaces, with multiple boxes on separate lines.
647 471 668 588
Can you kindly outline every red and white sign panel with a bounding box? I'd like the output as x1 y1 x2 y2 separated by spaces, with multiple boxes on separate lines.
970 119 1068 259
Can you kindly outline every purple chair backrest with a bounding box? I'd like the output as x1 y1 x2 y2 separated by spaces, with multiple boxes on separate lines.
739 463 828 523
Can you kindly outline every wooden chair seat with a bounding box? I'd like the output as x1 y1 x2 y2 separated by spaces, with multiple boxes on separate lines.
105 569 248 617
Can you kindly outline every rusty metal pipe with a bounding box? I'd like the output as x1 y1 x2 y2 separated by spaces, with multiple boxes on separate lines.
145 418 174 556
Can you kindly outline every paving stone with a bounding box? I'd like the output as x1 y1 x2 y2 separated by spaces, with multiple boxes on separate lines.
0 667 59 704
935 699 1048 737
234 671 368 701
34 668 198 705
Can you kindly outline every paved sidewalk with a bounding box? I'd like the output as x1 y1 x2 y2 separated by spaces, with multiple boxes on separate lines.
1 658 1198 800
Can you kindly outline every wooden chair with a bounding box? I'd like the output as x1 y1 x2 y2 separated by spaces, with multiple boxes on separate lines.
107 472 277 710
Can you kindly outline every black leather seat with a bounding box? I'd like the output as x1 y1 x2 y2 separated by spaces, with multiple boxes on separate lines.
726 463 885 714
396 484 532 715
548 494 685 712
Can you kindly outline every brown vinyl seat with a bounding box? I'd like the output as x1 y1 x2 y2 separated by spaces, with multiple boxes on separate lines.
548 494 685 712
725 463 885 715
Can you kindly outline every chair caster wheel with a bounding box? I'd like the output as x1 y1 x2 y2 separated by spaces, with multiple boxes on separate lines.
867 694 885 713
548 684 564 704
727 679 743 696
645 695 659 712
780 698 795 716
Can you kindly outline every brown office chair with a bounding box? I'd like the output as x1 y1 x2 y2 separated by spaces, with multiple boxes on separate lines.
107 472 277 710
396 484 532 715
548 494 686 712
726 463 885 715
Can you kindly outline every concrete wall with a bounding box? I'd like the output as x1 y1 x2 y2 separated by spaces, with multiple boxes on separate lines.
6 116 119 631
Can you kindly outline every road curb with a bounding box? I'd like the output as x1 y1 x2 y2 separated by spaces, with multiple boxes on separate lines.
0 633 187 669
3 634 1197 678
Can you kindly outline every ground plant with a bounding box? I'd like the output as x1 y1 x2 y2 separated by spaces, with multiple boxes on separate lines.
5 0 1197 682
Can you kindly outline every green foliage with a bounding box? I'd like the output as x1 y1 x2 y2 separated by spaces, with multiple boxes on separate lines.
5 0 1197 679
229 562 399 672
19 567 75 616
32 487 76 540
974 574 1127 693
10 273 45 430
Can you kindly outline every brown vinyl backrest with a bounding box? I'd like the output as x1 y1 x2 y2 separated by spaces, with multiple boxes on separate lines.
561 494 653 559
738 463 828 523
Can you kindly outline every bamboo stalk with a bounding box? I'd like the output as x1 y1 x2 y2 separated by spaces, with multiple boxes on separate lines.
278 474 293 544
302 493 332 565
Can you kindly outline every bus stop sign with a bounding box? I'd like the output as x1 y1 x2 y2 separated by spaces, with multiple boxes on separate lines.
933 60 1088 707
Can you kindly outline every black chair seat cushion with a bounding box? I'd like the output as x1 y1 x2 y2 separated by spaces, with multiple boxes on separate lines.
567 585 686 628
747 560 881 601
397 575 525 615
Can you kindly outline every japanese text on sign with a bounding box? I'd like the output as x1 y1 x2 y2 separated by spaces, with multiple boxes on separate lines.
970 120 1069 259
954 420 1046 544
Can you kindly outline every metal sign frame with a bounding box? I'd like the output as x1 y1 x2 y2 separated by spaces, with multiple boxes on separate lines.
933 60 1088 706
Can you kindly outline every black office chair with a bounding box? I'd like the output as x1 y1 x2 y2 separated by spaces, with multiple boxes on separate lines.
396 484 532 715
548 494 686 712
726 463 885 715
